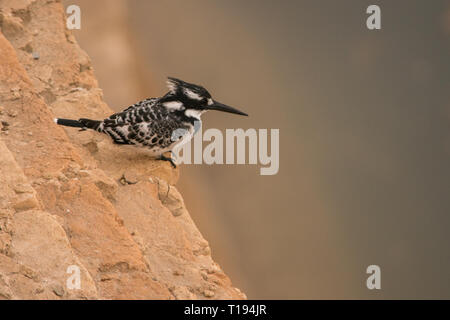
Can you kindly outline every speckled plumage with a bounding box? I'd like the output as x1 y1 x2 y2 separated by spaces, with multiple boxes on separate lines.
94 97 194 156
55 77 248 167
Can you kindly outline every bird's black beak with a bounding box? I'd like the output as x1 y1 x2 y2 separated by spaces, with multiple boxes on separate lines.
206 100 248 116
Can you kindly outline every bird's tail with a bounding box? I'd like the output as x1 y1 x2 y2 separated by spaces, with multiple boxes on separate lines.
54 118 102 131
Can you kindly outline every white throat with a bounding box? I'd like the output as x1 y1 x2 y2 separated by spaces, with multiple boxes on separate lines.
184 109 205 120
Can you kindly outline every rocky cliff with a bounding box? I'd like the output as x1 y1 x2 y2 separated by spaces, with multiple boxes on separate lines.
0 0 245 299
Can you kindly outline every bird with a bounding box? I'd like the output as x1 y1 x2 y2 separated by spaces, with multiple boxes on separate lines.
54 77 248 168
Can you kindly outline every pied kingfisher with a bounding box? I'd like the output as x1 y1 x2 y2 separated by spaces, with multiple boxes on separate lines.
55 77 248 167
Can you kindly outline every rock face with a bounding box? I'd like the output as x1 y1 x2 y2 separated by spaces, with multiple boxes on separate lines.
0 0 245 299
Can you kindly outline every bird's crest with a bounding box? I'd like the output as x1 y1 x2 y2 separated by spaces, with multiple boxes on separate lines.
166 77 211 100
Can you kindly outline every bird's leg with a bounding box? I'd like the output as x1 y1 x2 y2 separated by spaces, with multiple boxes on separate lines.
157 154 177 168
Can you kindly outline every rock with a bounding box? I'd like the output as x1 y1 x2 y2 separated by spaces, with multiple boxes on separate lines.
83 140 98 154
0 233 12 255
203 289 215 298
13 183 34 194
170 286 197 300
0 0 244 300
120 171 139 185
119 176 127 185
57 173 68 182
78 170 90 177
13 194 39 211
52 285 64 297
92 170 118 201
155 177 187 217
0 287 13 300
19 265 39 281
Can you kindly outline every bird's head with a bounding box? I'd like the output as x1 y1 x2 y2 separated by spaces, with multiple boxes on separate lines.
162 77 248 119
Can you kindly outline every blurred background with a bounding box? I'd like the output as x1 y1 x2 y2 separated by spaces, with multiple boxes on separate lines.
64 0 450 299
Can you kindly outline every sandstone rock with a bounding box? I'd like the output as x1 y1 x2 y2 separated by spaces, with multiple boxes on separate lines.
203 289 215 298
0 0 244 300
155 177 188 217
12 193 39 211
170 285 197 300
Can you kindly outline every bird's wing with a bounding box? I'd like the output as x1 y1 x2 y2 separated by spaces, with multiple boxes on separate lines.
102 98 158 127
99 98 169 146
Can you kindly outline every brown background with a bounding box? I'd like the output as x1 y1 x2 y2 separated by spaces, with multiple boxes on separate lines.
65 0 450 299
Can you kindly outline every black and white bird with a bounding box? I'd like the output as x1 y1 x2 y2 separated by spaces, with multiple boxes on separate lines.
55 77 248 167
